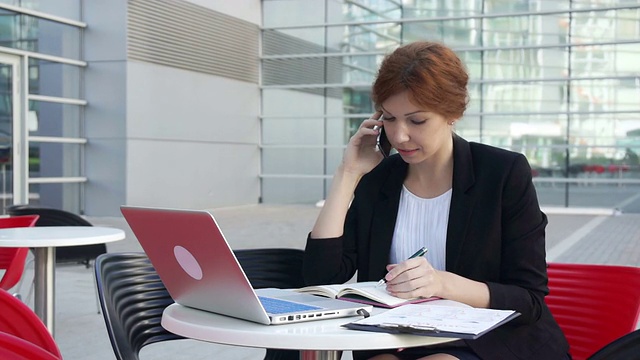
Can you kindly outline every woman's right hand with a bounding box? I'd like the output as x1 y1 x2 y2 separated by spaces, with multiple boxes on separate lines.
310 111 385 239
341 111 385 177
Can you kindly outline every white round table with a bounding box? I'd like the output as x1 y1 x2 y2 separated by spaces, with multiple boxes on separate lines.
162 303 456 360
0 226 125 336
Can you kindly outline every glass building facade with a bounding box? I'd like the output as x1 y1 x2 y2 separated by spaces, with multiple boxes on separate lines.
260 0 640 210
0 1 86 214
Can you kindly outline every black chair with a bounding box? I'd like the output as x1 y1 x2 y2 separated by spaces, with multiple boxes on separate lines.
95 249 305 360
234 248 305 289
587 329 640 360
94 252 183 360
6 205 106 267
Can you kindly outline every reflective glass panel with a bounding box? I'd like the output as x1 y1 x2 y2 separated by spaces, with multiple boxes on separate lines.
29 182 81 214
0 8 81 59
28 58 82 98
28 101 82 138
263 0 343 27
29 141 81 177
0 0 81 20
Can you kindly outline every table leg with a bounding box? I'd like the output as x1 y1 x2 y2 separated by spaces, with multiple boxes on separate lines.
33 247 56 336
300 350 341 360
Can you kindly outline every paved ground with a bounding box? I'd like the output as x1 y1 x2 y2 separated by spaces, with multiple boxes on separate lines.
9 204 640 360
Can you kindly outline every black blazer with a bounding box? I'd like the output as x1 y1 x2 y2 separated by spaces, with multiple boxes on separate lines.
303 135 570 359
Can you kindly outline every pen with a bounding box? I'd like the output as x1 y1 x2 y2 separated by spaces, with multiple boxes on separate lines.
376 246 428 287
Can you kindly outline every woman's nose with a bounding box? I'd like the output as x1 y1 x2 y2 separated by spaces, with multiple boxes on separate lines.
392 123 410 144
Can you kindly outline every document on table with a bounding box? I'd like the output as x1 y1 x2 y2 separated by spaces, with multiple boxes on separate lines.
343 303 520 339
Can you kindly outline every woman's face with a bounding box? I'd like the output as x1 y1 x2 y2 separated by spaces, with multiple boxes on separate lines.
380 90 453 165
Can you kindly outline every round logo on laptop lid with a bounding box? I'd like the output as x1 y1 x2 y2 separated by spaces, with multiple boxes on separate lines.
173 245 203 280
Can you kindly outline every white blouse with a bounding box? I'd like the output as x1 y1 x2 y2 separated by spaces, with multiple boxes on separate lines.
389 186 452 271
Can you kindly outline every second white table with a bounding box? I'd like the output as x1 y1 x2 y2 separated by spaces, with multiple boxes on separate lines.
0 226 125 335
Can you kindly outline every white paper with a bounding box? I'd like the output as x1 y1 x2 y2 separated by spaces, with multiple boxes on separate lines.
352 304 516 335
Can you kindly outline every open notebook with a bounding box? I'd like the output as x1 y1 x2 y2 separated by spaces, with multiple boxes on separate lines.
294 281 438 308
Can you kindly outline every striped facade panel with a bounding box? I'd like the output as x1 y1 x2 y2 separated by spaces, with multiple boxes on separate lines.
262 29 342 98
127 0 259 83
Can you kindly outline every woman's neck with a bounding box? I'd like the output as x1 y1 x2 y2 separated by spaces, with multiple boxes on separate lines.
404 138 454 199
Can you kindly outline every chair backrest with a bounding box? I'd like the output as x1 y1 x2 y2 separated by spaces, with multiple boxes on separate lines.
0 288 62 358
0 215 40 290
0 215 40 229
587 329 640 360
6 205 92 226
234 248 306 289
6 205 106 265
0 332 61 360
546 263 640 360
94 252 184 360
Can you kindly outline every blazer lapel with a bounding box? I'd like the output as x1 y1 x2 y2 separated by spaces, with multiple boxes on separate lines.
446 135 476 272
368 158 407 280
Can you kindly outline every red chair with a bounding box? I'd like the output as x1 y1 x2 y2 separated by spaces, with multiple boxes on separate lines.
0 215 40 291
0 332 60 360
546 263 640 360
0 288 62 359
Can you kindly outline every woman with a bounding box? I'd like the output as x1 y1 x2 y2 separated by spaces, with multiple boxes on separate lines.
302 41 570 360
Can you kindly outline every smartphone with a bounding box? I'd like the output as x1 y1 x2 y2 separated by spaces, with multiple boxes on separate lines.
377 126 391 158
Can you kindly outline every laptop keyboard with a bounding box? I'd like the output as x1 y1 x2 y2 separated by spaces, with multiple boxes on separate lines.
258 296 322 314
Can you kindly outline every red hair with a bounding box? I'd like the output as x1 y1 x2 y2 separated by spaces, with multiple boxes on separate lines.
372 41 469 120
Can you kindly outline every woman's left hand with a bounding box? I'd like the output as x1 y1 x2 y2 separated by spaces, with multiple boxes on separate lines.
383 257 444 299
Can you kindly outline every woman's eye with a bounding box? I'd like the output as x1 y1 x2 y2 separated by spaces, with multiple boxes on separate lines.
382 116 395 121
411 119 427 125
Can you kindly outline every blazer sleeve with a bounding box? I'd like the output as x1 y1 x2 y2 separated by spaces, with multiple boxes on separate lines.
485 153 549 325
302 201 360 286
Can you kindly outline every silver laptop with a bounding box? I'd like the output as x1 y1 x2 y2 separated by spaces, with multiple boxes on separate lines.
120 205 372 325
